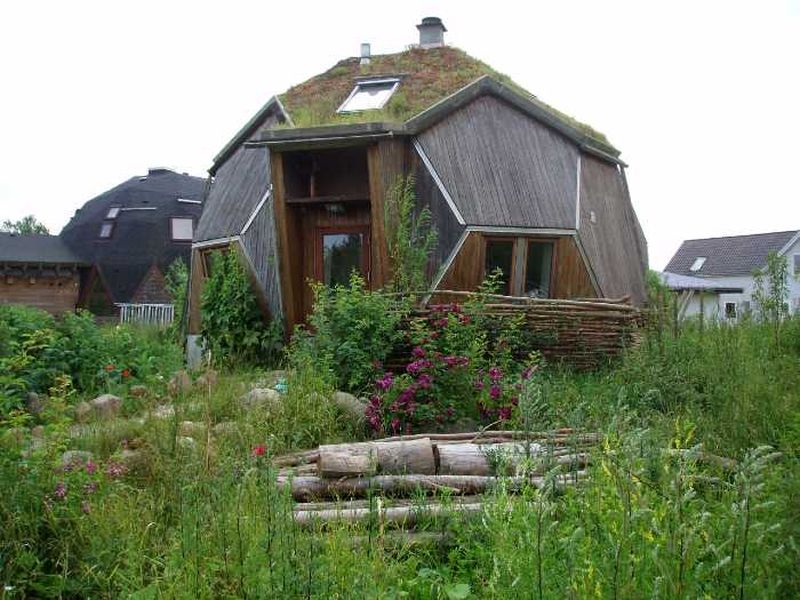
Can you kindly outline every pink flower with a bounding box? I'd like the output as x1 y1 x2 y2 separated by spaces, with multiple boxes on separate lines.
85 460 97 475
375 372 394 391
498 406 512 421
412 346 426 358
417 374 433 389
390 418 401 434
490 384 502 400
251 445 267 458
54 482 67 500
488 367 503 381
105 462 128 479
83 482 98 495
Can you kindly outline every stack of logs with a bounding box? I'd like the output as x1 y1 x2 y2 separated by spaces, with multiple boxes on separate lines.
275 429 599 528
411 293 643 370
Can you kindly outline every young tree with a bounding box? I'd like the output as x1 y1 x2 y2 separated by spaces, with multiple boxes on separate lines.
751 251 789 344
1 215 50 235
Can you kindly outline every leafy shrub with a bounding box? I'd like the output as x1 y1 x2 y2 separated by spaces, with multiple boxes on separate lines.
294 273 408 393
200 249 283 366
164 257 188 340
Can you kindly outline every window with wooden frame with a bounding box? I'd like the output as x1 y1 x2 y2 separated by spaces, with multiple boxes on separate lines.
483 236 556 298
316 226 370 287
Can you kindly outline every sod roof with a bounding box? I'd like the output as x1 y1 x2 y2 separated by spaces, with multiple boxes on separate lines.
277 46 614 150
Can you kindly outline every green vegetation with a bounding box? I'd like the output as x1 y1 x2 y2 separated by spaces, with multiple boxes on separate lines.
1 295 799 597
1 215 50 235
278 46 614 149
200 249 283 367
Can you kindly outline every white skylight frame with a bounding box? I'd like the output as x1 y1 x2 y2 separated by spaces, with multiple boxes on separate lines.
177 198 202 205
337 78 400 113
690 256 707 272
170 217 194 241
106 206 121 219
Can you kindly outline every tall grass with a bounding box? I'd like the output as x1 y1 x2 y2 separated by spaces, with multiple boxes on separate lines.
1 319 799 598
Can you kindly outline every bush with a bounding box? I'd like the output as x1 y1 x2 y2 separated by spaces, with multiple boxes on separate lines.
200 249 283 367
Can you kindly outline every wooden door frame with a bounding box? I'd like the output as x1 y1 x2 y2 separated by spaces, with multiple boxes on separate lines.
314 225 372 285
521 237 558 299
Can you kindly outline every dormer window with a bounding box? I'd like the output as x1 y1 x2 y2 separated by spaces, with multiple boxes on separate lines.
690 256 706 272
337 78 399 113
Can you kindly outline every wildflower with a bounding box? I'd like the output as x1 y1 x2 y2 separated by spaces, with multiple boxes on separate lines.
411 346 426 359
54 482 67 500
488 366 503 381
85 460 97 475
251 444 267 458
83 482 98 495
121 368 131 378
81 501 91 514
498 406 512 421
417 373 433 389
375 372 394 392
406 359 431 376
390 418 401 434
490 384 502 401
105 364 115 372
105 462 128 479
474 378 485 391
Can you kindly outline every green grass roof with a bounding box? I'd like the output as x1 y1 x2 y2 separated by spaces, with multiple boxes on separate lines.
278 46 613 149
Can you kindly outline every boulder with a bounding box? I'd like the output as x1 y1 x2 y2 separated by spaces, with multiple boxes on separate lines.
176 436 197 452
212 421 240 437
26 392 44 415
195 370 219 390
168 370 192 396
74 401 92 423
152 404 175 420
129 385 148 398
240 388 281 411
61 450 94 467
119 448 147 471
178 421 207 439
91 394 122 419
332 391 367 424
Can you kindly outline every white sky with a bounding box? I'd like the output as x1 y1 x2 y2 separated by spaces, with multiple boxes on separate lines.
1 0 798 269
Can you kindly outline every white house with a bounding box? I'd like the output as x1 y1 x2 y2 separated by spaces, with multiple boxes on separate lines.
663 230 800 321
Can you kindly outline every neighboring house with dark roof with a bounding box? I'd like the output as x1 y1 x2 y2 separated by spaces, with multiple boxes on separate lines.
663 230 800 320
60 168 206 316
0 233 89 314
188 17 648 338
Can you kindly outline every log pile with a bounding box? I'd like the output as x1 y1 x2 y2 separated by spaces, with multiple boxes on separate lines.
275 429 598 528
405 293 642 370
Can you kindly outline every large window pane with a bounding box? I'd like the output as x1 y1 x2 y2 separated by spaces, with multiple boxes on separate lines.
525 241 553 298
171 217 194 241
323 233 364 287
484 240 514 295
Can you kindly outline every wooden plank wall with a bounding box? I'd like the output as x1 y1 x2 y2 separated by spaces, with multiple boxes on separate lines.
0 276 80 314
577 155 648 305
437 232 595 299
240 194 283 319
417 95 578 228
413 154 466 281
368 139 407 288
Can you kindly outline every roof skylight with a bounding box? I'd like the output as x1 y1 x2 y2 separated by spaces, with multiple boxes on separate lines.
690 256 707 272
337 78 399 113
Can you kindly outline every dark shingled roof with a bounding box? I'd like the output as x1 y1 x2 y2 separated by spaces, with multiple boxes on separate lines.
0 233 86 264
278 46 614 150
664 230 799 277
60 168 205 302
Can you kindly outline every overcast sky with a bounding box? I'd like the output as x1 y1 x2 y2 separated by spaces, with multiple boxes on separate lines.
1 0 798 269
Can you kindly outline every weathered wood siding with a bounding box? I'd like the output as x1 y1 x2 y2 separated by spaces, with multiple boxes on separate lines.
578 156 648 305
436 232 595 299
417 95 578 228
240 197 283 319
413 154 465 281
0 276 81 314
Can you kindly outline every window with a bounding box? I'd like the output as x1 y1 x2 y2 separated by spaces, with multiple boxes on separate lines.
690 257 706 272
484 240 514 296
725 302 737 319
320 230 369 287
524 241 554 298
98 221 114 238
106 206 121 219
337 78 399 113
170 217 194 241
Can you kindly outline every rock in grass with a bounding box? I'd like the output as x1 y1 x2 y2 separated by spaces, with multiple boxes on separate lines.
178 421 207 439
61 450 94 467
176 436 198 452
26 392 44 415
151 404 175 420
331 391 367 424
91 394 122 419
74 401 92 423
168 370 192 396
195 370 218 390
129 385 148 398
240 388 281 411
212 421 240 437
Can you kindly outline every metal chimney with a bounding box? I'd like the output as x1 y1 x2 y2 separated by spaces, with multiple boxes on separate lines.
416 17 446 48
360 43 371 65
